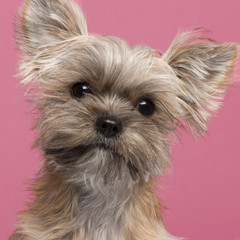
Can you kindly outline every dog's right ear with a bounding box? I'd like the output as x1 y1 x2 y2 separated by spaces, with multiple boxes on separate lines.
16 0 88 55
162 30 238 135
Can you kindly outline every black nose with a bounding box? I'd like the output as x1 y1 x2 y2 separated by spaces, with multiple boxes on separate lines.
96 116 122 138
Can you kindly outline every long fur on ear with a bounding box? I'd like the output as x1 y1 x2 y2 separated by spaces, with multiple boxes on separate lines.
15 0 88 54
15 0 88 86
162 29 238 134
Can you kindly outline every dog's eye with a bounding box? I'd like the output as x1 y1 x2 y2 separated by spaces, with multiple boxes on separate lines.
71 83 92 98
137 98 155 116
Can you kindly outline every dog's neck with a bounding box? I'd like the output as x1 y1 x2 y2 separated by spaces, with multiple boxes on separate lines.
17 165 173 240
73 170 134 239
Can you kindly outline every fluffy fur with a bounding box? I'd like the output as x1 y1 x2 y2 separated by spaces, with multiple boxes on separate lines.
11 0 238 239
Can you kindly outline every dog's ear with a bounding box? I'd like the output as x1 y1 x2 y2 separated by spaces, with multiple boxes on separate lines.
162 30 238 135
16 0 88 54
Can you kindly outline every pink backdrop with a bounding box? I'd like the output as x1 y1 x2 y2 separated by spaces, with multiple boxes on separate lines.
1 0 240 239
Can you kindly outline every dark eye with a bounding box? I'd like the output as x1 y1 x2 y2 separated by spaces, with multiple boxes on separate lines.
71 83 91 98
137 98 155 116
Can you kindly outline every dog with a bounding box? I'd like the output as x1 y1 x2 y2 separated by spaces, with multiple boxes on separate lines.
10 0 238 239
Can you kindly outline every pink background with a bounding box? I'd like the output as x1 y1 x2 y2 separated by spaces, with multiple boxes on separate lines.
1 0 240 239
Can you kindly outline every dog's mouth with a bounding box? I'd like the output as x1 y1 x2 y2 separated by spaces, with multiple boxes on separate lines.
45 142 124 163
94 143 124 158
45 143 143 182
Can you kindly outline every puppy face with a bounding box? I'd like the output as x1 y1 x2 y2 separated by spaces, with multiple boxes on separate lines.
16 0 238 185
32 37 177 184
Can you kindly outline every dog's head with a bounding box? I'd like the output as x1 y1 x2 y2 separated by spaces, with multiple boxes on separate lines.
16 0 238 185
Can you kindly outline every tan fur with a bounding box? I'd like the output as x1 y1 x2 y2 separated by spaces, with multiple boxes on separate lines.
128 180 175 240
11 0 238 239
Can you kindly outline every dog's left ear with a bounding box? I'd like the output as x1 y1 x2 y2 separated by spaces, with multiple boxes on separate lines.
162 31 238 134
16 0 88 54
